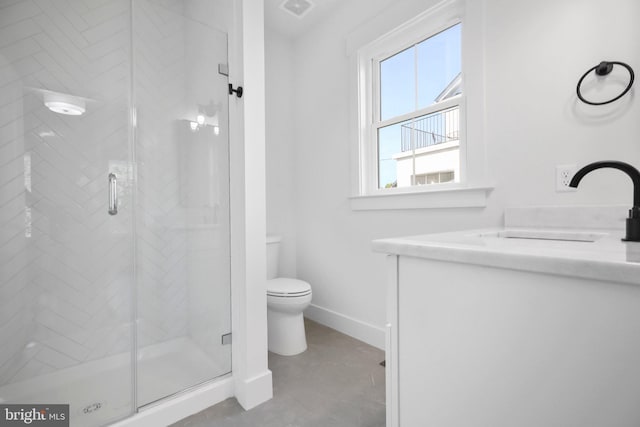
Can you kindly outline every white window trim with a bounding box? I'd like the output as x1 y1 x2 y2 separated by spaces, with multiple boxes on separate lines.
349 185 493 211
350 0 492 210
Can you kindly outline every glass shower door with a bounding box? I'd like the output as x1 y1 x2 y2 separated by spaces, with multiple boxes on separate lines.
133 0 232 407
0 0 135 426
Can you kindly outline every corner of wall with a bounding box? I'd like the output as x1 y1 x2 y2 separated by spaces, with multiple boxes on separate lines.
230 0 272 410
234 370 273 410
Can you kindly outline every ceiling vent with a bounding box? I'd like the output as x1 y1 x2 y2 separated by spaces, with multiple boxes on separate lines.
279 0 315 19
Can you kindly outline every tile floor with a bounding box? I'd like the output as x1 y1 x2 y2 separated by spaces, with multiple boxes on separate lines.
171 319 386 427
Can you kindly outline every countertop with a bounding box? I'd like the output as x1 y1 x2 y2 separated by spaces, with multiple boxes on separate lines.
372 227 640 286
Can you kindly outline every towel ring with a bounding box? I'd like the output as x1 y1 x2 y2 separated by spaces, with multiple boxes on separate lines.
576 61 634 106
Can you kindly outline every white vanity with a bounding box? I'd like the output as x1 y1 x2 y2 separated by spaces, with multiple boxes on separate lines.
373 207 640 427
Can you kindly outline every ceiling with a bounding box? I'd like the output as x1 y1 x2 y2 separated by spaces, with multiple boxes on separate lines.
264 0 346 39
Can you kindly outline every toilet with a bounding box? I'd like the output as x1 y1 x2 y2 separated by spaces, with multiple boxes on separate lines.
266 235 312 356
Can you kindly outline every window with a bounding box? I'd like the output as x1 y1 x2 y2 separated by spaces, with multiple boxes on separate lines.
378 24 461 190
350 0 488 210
357 0 480 201
369 19 463 193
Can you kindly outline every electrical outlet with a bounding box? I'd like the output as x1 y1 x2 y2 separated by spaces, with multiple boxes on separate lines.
556 164 577 192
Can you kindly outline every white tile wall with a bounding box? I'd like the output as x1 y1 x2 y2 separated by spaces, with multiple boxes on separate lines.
133 0 232 404
134 0 232 376
0 0 133 387
134 0 190 350
0 0 232 404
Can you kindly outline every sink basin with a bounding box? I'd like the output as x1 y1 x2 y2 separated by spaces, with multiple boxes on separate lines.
478 229 608 242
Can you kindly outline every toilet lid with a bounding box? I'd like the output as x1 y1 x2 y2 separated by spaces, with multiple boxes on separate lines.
267 278 311 296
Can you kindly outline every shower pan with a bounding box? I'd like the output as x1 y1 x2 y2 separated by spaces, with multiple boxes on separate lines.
0 0 232 425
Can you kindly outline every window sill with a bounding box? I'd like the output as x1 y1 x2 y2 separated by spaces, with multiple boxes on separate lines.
349 185 493 211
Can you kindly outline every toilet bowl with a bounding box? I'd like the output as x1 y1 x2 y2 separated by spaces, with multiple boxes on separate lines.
266 235 312 356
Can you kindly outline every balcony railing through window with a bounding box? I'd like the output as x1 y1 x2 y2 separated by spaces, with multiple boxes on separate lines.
400 106 460 152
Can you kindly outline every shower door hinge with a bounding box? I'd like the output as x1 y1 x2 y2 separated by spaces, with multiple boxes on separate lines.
221 333 232 345
218 63 229 76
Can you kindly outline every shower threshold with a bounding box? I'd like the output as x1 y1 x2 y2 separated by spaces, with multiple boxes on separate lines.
0 337 230 427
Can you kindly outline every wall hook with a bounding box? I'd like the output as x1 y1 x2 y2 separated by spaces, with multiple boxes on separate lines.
595 61 614 76
576 60 634 105
229 84 243 98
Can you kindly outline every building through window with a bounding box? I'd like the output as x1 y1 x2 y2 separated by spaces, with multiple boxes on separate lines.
356 4 467 196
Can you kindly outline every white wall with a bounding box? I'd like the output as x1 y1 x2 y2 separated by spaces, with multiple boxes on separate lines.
265 29 297 278
266 0 640 348
229 0 273 410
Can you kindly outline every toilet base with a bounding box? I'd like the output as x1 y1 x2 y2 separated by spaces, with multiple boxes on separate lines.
267 310 307 356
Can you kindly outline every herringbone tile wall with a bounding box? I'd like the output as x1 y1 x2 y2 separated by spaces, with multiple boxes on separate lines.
0 0 134 387
133 0 232 404
133 1 232 396
0 0 231 397
134 0 191 351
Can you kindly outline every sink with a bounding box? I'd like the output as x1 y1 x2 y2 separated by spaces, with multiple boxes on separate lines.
478 229 609 242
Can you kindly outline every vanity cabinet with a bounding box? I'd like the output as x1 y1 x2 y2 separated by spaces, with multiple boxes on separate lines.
380 242 640 427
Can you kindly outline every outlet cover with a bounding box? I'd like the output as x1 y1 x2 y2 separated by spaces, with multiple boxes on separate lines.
556 164 577 192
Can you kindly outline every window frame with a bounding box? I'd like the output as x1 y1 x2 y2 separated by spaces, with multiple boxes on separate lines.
352 0 490 210
375 25 464 191
360 5 465 195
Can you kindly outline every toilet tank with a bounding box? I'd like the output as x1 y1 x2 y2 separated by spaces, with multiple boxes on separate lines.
266 235 282 280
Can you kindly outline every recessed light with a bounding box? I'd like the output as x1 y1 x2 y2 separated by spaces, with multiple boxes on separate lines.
43 93 85 116
45 101 85 116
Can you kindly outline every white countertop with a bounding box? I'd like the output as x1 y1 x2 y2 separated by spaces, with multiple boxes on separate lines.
372 227 640 286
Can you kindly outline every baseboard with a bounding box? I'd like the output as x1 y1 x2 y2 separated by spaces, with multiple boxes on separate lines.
305 304 385 350
111 376 234 427
234 369 273 410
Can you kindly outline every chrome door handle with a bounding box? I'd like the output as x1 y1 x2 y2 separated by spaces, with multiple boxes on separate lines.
108 173 118 215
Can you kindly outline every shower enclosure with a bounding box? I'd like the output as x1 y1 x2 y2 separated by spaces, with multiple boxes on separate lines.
0 0 232 425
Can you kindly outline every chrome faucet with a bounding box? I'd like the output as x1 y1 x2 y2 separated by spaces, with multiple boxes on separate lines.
569 160 640 242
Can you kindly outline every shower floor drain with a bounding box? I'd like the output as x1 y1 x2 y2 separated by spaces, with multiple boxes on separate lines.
83 402 102 414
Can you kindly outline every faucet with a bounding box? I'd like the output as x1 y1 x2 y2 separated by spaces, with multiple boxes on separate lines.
569 160 640 242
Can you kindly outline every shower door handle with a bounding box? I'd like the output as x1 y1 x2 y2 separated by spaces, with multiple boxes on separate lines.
108 173 118 215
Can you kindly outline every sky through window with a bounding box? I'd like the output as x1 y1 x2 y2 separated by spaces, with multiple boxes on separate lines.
378 23 461 188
